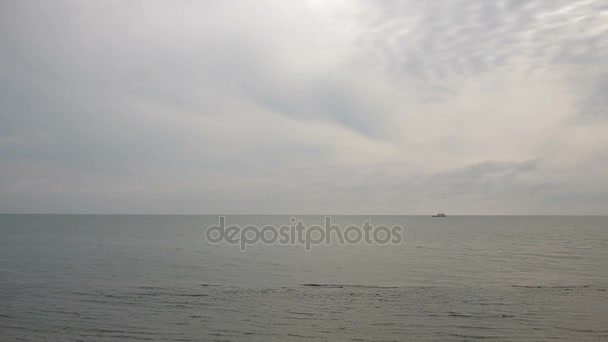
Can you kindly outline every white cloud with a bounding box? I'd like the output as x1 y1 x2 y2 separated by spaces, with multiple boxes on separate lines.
0 0 607 214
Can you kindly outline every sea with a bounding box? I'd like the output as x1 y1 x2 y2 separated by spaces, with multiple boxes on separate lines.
1 215 607 341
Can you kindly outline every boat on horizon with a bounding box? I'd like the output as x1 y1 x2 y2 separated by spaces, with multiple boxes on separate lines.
432 213 447 217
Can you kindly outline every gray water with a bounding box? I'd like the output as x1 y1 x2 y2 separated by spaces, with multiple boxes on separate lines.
1 215 607 341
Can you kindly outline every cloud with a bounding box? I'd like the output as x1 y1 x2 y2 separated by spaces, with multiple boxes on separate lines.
578 74 608 122
0 0 607 214
355 0 608 104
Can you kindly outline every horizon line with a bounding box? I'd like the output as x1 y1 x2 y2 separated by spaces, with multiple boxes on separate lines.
0 213 606 217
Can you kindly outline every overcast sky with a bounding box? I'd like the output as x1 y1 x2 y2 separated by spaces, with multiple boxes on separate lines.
1 0 607 214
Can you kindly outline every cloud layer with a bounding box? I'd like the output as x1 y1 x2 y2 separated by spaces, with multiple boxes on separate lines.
1 0 607 214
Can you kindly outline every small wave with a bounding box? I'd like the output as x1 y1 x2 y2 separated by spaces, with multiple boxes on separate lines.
287 332 325 339
133 291 209 297
85 328 158 335
287 311 316 316
300 283 399 289
447 333 502 339
79 334 155 341
370 322 396 326
447 311 473 318
300 284 343 288
512 285 590 289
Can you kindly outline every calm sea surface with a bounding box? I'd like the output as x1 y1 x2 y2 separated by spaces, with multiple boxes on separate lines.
1 215 607 341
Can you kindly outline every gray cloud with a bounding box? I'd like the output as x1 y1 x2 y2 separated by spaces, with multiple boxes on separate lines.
1 0 607 214
578 74 608 122
357 0 608 104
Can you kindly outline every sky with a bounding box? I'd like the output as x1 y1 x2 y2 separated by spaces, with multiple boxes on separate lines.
1 0 607 214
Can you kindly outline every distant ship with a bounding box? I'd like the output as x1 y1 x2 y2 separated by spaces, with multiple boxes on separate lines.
432 213 447 217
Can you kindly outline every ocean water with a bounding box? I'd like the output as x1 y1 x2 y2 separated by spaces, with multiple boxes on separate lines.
1 215 607 341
